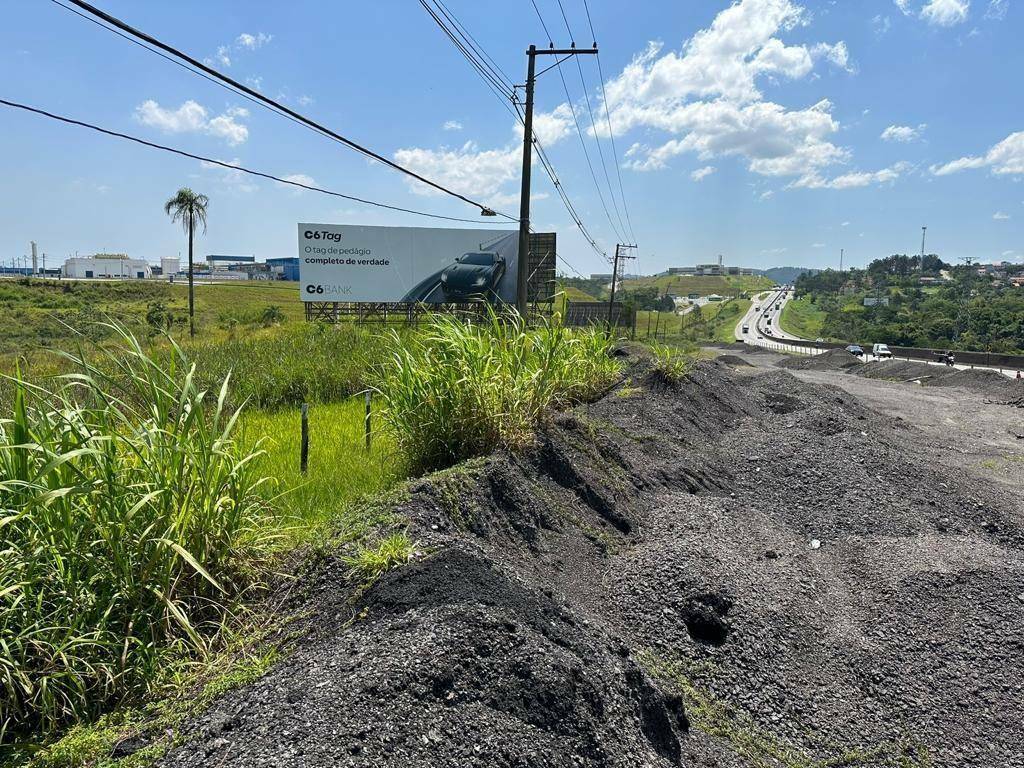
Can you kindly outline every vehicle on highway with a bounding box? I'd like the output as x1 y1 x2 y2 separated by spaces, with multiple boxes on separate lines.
742 324 749 334
766 318 772 326
440 251 506 300
815 337 825 343
872 343 893 359
845 345 865 358
754 305 760 311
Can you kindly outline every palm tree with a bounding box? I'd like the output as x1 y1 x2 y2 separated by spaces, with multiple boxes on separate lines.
164 188 209 338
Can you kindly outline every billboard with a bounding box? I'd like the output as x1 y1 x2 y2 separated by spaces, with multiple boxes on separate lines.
298 223 519 303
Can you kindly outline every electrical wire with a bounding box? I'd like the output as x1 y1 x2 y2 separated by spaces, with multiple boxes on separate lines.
417 0 608 263
582 0 636 243
56 0 514 219
0 98 511 225
529 0 554 46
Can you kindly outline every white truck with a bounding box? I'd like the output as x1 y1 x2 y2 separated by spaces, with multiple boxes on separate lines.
872 343 893 360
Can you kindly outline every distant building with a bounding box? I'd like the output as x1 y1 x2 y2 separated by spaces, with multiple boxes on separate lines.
63 254 151 279
590 273 613 281
161 257 180 276
206 254 255 271
696 263 724 276
266 257 300 281
667 266 697 275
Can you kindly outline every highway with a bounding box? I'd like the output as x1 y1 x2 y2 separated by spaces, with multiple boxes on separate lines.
734 285 1022 378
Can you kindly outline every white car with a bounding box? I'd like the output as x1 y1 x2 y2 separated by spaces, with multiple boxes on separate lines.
872 343 893 359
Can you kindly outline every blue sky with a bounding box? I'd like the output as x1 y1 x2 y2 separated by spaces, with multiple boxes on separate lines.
1 0 1022 276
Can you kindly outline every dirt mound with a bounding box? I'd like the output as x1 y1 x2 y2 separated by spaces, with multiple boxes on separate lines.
855 359 947 382
159 361 1024 767
924 367 1024 400
714 354 753 368
776 347 861 371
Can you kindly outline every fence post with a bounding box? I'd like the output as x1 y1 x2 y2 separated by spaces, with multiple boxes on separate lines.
300 403 309 474
364 390 372 451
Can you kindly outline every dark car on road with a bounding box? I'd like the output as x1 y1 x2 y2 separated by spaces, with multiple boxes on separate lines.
845 344 865 358
440 251 506 300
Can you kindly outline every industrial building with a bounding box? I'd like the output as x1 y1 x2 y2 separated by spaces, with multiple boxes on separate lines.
266 257 300 281
62 254 152 279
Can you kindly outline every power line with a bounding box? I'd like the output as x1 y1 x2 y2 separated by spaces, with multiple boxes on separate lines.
529 0 554 46
582 0 636 243
0 98 509 226
57 0 511 219
550 53 623 242
417 1 607 263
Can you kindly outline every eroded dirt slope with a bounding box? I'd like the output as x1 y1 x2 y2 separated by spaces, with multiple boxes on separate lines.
159 356 1024 768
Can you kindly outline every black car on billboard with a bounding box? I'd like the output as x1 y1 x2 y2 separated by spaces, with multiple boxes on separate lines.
440 251 506 300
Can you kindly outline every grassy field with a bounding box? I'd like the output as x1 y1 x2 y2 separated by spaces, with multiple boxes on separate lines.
633 299 749 345
238 398 401 539
779 296 828 339
622 274 775 297
0 278 303 356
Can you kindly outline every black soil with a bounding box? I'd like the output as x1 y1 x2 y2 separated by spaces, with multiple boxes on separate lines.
776 347 862 371
158 357 1024 768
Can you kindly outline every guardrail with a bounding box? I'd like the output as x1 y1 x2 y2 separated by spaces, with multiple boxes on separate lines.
755 298 1024 374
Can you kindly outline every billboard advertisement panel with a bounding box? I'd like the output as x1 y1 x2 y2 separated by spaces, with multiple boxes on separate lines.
298 223 519 303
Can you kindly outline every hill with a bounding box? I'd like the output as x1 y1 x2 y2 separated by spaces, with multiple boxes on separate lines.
757 266 820 285
622 274 775 297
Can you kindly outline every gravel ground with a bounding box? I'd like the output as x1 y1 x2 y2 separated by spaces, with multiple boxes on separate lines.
157 352 1024 768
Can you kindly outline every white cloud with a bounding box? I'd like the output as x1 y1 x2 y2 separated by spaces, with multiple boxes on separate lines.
811 242 826 247
199 158 257 193
135 99 249 145
881 123 927 142
443 120 464 131
793 161 912 189
895 0 913 14
691 165 717 181
993 210 1011 219
872 14 893 35
392 105 573 201
986 0 1009 20
759 189 775 200
841 220 851 226
930 131 1024 176
921 0 970 26
393 0 869 205
761 247 788 254
393 140 521 200
236 32 272 50
297 95 314 107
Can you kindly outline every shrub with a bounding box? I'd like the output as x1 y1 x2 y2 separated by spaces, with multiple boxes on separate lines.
651 343 694 383
0 325 272 739
342 532 416 584
370 310 621 473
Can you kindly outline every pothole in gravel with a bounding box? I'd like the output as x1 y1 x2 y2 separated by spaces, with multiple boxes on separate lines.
682 594 733 646
765 392 802 414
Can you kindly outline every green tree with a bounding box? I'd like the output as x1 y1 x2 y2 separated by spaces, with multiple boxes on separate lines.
164 188 209 338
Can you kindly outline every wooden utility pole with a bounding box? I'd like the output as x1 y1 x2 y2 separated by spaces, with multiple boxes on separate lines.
517 43 598 317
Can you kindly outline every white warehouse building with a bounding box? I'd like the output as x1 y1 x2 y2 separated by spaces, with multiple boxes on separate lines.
63 254 152 279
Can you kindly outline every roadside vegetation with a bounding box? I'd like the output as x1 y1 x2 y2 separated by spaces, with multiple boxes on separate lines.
1 307 627 758
371 311 621 473
779 295 827 340
1 327 274 740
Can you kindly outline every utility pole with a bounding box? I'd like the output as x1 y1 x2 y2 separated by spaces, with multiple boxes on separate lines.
607 243 636 330
920 226 927 272
839 248 844 272
517 43 598 317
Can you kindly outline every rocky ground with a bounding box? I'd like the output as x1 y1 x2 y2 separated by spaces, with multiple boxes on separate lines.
154 348 1024 768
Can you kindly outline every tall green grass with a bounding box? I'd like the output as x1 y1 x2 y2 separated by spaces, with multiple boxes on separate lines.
371 311 621 473
0 325 273 740
238 398 401 538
